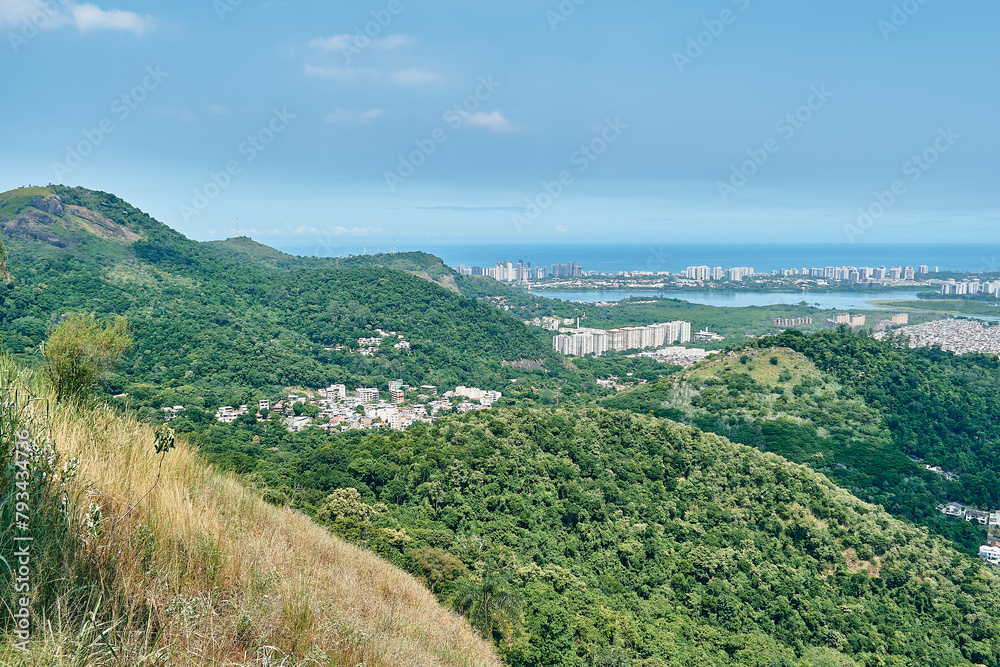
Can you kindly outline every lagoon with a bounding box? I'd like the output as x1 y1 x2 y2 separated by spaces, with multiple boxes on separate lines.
527 289 928 310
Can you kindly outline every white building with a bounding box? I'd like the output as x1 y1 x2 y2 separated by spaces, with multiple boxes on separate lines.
553 321 691 357
356 387 380 403
979 545 1000 566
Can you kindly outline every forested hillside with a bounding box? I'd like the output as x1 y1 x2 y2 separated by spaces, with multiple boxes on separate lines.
753 330 1000 511
602 344 988 552
0 186 569 410
228 407 1000 666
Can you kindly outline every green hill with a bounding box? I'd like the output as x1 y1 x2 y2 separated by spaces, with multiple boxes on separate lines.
602 343 987 552
237 407 1000 666
204 237 459 290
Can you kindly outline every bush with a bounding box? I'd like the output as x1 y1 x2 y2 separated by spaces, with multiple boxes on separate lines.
41 314 132 401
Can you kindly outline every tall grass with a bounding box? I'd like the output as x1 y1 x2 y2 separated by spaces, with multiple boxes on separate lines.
0 355 502 667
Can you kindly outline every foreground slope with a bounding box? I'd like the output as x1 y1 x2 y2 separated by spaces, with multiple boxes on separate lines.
245 407 1000 667
0 356 501 667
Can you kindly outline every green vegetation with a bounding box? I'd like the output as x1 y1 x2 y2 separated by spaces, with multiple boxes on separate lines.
41 313 132 401
749 330 1000 512
204 236 459 287
0 236 10 282
237 407 1000 666
874 298 1000 317
602 345 987 552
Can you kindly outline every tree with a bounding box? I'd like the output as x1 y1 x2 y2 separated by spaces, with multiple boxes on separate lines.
0 237 10 282
453 564 523 643
41 313 132 401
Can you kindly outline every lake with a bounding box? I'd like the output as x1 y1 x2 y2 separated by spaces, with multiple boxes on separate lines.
526 289 927 310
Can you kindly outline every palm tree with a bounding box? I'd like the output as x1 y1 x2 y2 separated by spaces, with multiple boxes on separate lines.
453 564 523 643
0 237 10 282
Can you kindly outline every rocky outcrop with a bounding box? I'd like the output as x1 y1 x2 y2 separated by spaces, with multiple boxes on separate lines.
0 194 141 246
66 205 141 242
29 194 65 217
0 209 70 247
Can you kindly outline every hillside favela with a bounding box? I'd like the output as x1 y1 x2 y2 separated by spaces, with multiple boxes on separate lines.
4 4 1000 667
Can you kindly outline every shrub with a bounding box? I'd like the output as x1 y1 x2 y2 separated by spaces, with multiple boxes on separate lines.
41 314 132 401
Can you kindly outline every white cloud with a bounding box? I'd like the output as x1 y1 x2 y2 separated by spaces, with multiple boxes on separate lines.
555 225 568 233
207 104 229 115
389 68 444 84
324 107 384 123
374 34 416 49
0 0 68 29
304 64 360 78
309 33 415 51
465 110 514 133
72 3 154 35
309 34 352 51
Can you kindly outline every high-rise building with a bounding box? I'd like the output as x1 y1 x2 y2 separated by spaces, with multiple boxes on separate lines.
712 266 724 280
904 266 915 280
685 266 711 280
918 265 929 274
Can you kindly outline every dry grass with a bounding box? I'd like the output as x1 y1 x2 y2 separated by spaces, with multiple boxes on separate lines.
1 360 502 667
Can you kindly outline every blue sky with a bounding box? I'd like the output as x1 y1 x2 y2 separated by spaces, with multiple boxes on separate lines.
1 0 998 252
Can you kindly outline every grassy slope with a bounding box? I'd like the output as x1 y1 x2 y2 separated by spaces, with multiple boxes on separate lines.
0 356 501 667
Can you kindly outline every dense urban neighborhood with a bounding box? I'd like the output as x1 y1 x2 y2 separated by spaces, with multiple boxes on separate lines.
881 318 1000 355
166 382 503 433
